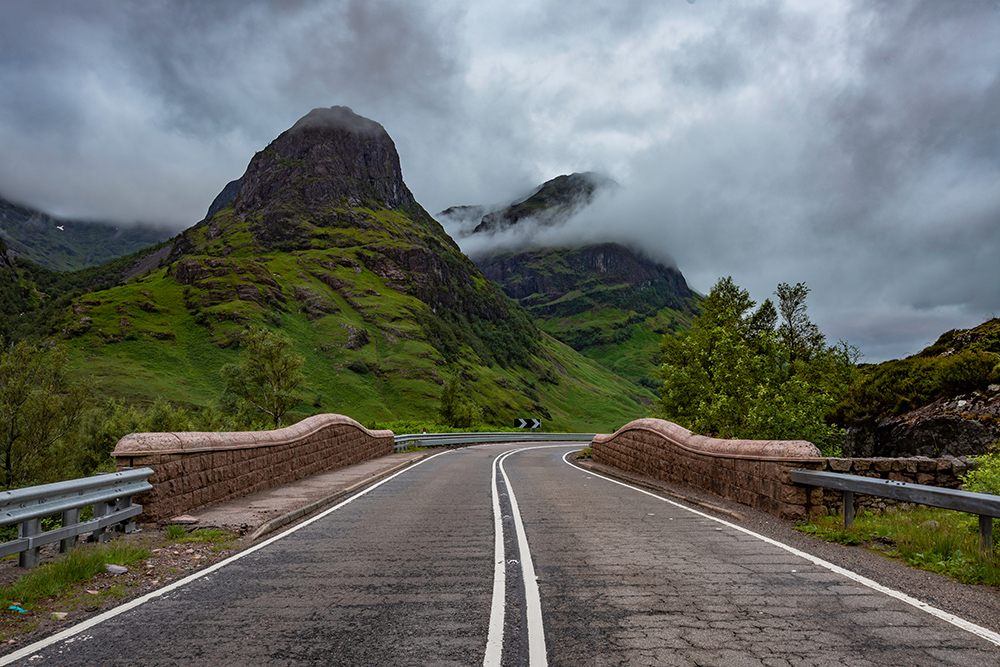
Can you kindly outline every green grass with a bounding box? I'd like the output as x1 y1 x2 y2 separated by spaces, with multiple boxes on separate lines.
797 507 1000 588
169 528 238 551
0 539 151 610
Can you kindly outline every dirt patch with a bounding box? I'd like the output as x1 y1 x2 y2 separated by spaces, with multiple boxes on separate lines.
0 524 247 652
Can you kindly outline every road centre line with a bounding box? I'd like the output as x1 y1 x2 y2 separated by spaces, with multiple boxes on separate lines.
0 450 454 666
485 445 574 667
562 451 1000 648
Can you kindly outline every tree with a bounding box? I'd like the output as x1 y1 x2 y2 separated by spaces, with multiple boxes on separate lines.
221 327 305 428
438 374 484 428
655 278 859 455
776 282 825 362
0 338 86 488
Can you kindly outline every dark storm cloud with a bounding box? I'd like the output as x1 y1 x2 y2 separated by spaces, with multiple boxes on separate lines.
0 0 462 224
0 0 997 361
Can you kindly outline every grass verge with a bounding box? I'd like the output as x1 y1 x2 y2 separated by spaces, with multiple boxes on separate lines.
796 506 1000 587
0 539 150 610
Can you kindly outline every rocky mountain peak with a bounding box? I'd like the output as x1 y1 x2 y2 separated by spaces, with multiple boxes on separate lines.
234 106 415 222
465 172 616 235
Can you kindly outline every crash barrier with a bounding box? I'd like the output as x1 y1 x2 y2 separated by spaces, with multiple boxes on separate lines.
394 432 595 452
0 468 153 568
113 414 392 522
792 469 1000 558
591 418 825 520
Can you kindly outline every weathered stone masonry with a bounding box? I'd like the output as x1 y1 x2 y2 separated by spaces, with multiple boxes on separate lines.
592 418 977 520
112 414 392 522
592 418 826 520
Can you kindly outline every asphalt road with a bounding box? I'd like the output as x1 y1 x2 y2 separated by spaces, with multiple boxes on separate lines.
3 444 999 666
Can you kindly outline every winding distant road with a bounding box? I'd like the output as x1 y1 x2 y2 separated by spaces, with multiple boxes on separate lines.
3 444 998 666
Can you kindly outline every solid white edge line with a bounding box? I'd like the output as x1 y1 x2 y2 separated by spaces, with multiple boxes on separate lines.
483 452 506 667
0 451 453 666
499 447 550 667
561 450 1000 648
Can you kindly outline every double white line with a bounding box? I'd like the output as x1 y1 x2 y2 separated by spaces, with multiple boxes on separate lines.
484 447 549 667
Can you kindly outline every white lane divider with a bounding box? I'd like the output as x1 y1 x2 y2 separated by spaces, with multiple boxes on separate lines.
0 451 454 667
484 446 557 667
562 451 1000 648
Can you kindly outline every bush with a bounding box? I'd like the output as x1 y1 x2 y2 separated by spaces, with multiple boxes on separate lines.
964 445 1000 496
347 359 369 374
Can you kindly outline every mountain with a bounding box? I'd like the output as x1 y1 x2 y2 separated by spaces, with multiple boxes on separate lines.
470 172 616 235
35 107 650 431
0 195 172 272
450 173 701 387
832 318 1000 457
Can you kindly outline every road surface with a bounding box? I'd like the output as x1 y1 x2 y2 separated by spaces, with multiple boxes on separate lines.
3 443 998 666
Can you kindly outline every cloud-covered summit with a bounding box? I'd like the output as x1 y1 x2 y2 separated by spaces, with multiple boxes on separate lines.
1 0 997 362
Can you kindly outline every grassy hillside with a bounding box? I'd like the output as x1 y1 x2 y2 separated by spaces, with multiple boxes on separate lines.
477 243 701 388
45 206 651 433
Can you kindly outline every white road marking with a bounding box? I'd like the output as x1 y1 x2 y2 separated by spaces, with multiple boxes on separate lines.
483 450 506 667
0 451 453 666
499 448 548 666
563 450 1000 648
485 446 570 667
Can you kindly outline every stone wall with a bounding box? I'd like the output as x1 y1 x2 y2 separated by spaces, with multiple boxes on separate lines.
591 418 979 520
807 455 974 516
112 414 393 521
591 418 826 520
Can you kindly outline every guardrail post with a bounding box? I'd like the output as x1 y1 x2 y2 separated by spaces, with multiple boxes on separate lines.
92 500 110 543
842 490 854 529
980 516 994 561
60 508 81 552
18 519 41 568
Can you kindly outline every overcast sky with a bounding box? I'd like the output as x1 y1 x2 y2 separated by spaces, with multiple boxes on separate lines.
1 0 998 362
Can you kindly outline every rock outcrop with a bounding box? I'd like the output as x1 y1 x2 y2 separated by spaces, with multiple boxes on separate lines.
844 386 1000 458
234 107 417 236
479 242 694 315
469 172 614 234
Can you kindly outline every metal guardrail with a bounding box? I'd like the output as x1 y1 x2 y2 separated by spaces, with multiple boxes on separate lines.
0 468 154 568
394 432 595 452
791 468 1000 557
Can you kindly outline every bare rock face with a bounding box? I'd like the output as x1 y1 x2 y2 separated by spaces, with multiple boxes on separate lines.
470 172 615 235
234 107 416 232
844 388 1000 458
478 242 694 315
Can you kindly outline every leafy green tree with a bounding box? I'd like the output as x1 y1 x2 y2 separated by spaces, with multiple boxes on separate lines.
438 374 484 428
0 338 86 488
776 282 825 362
656 278 858 455
221 327 305 428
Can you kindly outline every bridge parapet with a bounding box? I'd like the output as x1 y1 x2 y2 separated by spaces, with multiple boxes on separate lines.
592 418 826 519
113 414 393 521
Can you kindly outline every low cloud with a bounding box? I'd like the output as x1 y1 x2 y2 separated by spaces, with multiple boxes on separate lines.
0 0 997 361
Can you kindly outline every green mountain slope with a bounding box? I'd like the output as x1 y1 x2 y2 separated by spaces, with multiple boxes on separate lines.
451 173 702 387
0 195 172 272
34 107 650 431
477 243 700 386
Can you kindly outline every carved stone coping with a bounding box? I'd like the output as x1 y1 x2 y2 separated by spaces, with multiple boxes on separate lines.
112 413 392 457
592 418 824 462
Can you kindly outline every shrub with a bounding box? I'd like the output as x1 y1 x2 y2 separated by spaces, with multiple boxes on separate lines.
964 444 1000 496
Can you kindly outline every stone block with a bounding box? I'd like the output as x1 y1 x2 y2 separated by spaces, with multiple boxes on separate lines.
827 458 852 472
852 459 872 472
780 484 808 505
916 459 937 473
916 473 936 485
873 459 892 473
